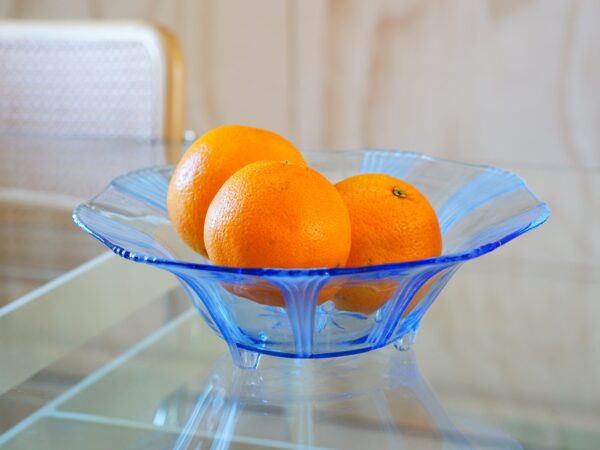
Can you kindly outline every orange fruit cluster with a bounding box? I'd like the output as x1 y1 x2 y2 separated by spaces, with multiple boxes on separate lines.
167 125 442 313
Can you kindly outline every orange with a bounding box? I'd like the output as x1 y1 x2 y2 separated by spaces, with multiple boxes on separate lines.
334 281 398 314
334 276 439 316
205 160 351 306
205 160 351 268
223 279 340 308
167 125 306 256
335 174 442 267
334 174 442 314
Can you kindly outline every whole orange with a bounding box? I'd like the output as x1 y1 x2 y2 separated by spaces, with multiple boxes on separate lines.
205 160 351 268
334 173 442 314
204 160 351 306
167 125 306 256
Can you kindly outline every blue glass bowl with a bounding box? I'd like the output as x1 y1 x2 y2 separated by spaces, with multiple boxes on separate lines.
73 150 549 369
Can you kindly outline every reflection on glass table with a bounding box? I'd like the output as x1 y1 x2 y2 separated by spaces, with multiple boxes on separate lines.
159 349 520 450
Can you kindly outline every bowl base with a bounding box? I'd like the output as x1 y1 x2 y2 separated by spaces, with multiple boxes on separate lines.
393 328 418 352
229 327 419 370
230 346 262 370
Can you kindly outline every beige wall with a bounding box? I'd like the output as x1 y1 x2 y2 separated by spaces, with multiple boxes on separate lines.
1 0 598 168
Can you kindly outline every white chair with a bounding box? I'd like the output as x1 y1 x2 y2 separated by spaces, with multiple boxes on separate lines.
0 21 186 303
0 20 185 144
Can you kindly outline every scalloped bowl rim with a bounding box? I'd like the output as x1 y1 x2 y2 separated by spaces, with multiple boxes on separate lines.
73 149 550 278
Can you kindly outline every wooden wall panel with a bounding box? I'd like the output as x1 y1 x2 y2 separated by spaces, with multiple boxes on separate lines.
1 0 599 166
292 0 600 168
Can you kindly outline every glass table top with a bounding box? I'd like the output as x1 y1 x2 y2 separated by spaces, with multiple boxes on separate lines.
0 135 182 307
1 136 599 449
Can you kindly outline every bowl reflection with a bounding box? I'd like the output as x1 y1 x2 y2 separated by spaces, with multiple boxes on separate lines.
148 349 521 450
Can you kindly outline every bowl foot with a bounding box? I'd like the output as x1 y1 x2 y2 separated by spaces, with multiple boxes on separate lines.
230 347 262 370
393 328 418 352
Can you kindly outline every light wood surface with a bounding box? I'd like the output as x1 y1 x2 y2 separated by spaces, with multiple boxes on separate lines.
154 22 186 147
1 0 598 167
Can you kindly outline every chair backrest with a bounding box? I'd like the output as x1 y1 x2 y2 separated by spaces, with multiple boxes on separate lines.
0 22 186 306
0 21 185 144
